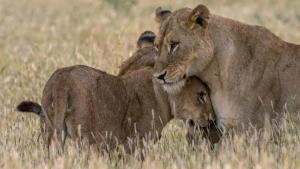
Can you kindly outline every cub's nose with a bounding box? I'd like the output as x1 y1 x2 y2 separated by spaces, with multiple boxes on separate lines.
157 71 167 81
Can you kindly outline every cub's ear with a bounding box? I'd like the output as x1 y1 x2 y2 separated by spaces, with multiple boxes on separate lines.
137 31 156 48
187 4 210 29
155 7 172 23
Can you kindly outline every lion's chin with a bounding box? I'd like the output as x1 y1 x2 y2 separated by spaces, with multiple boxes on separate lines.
162 80 186 94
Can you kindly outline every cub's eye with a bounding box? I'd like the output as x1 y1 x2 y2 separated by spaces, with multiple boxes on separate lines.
197 91 206 104
169 41 179 54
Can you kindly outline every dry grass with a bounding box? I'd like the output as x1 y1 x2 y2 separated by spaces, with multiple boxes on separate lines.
0 0 300 168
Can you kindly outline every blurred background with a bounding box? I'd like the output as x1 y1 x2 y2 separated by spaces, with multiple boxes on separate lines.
0 0 299 168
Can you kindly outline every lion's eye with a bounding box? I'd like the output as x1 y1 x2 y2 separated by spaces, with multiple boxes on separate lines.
197 92 206 104
169 41 179 54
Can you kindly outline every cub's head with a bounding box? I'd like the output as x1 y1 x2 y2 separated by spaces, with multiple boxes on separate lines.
118 31 157 76
153 5 214 94
170 77 215 128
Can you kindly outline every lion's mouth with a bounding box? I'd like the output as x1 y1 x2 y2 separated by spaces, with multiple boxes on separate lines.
162 79 186 94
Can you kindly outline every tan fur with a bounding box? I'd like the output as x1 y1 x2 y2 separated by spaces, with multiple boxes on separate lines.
40 65 171 152
153 5 300 130
118 46 156 76
118 31 157 76
18 31 217 151
168 77 220 146
169 77 215 127
119 36 219 144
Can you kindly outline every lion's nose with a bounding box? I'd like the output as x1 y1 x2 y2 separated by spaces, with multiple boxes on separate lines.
157 71 167 81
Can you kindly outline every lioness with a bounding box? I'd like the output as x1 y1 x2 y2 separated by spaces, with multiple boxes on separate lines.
153 5 300 130
17 31 216 152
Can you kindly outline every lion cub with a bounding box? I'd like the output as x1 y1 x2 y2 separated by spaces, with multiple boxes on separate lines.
16 31 217 153
168 77 221 145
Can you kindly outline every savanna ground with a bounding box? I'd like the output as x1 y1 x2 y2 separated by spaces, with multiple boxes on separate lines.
0 0 300 168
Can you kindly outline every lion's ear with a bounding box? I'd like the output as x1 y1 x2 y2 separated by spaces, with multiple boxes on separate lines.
155 7 172 24
137 31 156 48
187 4 210 29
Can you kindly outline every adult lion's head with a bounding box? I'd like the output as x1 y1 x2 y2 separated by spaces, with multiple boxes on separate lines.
153 5 214 94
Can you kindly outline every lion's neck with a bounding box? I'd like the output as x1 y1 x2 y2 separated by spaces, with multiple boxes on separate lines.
200 16 238 91
203 15 300 129
201 16 261 128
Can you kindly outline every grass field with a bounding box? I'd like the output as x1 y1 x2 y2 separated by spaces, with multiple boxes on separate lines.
0 0 300 168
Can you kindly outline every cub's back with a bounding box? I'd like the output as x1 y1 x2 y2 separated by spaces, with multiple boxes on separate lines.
41 65 128 143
